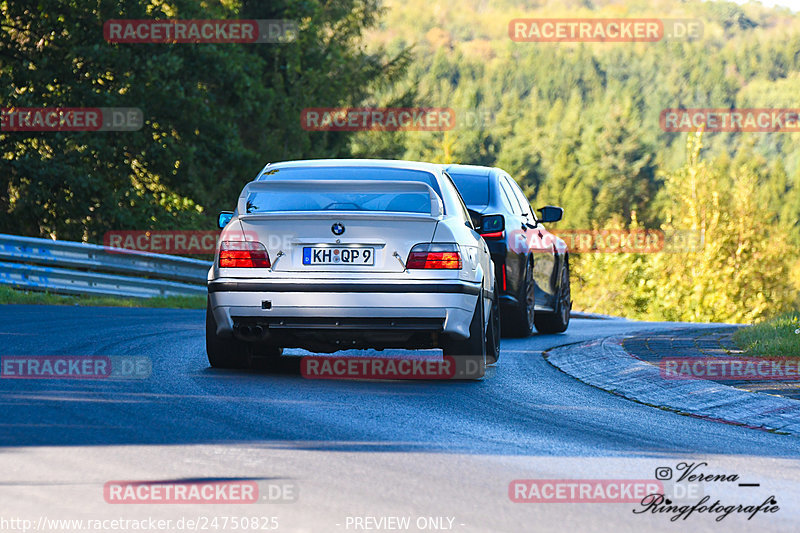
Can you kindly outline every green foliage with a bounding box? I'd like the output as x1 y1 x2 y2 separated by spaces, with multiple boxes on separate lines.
361 0 800 232
734 311 800 357
650 133 796 322
356 0 800 323
571 133 799 323
1 0 406 241
0 285 205 308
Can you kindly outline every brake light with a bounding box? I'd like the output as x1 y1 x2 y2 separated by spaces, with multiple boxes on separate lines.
219 241 270 268
480 230 505 239
406 243 462 269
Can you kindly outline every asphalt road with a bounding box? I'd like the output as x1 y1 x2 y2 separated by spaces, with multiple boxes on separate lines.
1 304 799 532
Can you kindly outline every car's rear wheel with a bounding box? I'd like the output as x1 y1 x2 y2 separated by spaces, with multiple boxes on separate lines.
441 290 487 379
486 282 501 365
534 259 571 334
250 343 284 371
206 298 251 369
504 259 535 337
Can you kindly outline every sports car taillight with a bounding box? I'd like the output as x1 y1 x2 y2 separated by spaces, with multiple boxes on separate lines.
219 241 270 268
406 243 462 269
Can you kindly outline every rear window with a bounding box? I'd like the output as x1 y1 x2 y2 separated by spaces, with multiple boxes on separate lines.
448 173 489 208
246 190 432 214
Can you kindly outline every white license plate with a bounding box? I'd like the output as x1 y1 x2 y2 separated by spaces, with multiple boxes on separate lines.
303 246 374 266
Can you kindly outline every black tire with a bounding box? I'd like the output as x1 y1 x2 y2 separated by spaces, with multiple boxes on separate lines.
486 282 501 365
206 298 251 369
534 259 571 334
250 343 284 372
441 290 487 379
504 259 535 337
252 344 283 358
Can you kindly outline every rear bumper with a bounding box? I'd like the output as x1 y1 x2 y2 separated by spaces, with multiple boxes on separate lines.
208 280 480 295
208 279 481 347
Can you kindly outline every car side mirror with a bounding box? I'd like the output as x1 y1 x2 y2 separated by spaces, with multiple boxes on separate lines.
537 206 563 223
218 211 234 229
479 214 505 235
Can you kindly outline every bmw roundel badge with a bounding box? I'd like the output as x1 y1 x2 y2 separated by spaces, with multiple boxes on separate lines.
331 222 345 236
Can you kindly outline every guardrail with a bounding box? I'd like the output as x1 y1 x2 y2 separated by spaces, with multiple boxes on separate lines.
0 234 211 298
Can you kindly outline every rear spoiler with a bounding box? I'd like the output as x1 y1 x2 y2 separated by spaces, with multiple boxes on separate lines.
237 179 444 218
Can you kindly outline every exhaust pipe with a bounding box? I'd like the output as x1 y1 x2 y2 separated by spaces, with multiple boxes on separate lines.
235 324 266 340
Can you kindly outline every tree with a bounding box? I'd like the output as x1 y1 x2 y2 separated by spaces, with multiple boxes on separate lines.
649 132 796 323
0 0 408 240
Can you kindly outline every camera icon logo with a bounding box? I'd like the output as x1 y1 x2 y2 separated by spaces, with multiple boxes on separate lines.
655 467 673 480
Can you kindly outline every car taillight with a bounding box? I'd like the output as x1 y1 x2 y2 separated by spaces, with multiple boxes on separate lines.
219 241 270 268
406 243 462 269
480 230 505 239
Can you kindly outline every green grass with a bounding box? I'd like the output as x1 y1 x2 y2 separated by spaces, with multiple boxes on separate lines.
0 285 205 309
733 311 800 357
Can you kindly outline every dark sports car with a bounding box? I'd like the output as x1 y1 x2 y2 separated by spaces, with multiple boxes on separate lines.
443 164 571 335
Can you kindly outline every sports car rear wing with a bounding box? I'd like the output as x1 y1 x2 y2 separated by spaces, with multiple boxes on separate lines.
237 179 444 218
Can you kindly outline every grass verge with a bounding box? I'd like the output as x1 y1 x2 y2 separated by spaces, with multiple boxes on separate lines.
733 311 800 357
0 285 205 309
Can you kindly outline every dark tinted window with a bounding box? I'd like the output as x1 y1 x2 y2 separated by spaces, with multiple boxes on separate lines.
500 176 522 215
507 175 533 218
496 179 516 213
441 172 472 227
246 190 432 214
259 166 443 198
448 173 490 208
